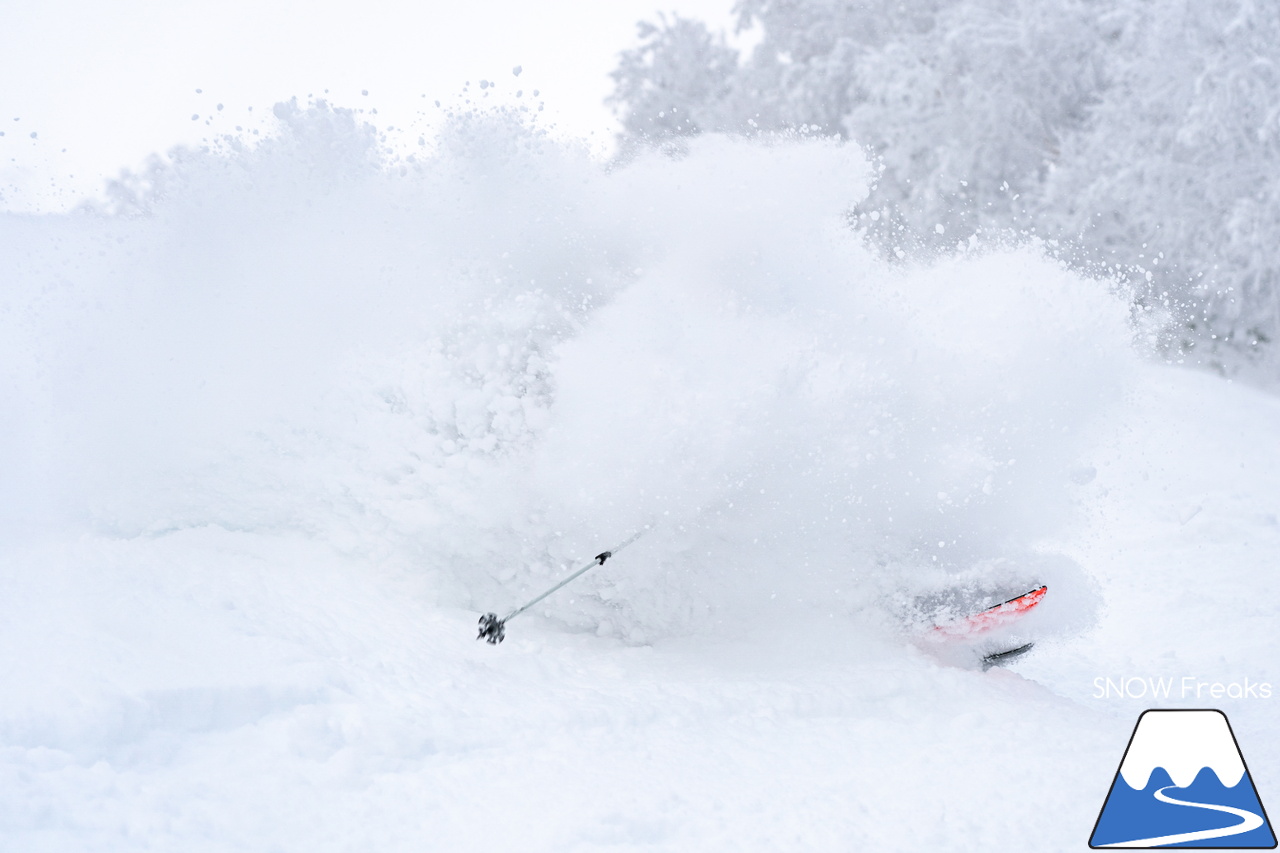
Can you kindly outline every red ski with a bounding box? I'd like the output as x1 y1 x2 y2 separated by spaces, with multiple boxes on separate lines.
932 585 1047 638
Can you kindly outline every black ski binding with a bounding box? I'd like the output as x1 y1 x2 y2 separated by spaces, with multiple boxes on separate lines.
477 613 506 644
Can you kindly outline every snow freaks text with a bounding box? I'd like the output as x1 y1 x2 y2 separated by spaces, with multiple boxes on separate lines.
1093 677 1274 701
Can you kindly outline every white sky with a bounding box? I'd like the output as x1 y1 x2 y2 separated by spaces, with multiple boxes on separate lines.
0 0 740 211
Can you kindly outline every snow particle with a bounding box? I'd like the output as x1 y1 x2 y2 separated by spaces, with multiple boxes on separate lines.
362 89 369 96
513 65 522 76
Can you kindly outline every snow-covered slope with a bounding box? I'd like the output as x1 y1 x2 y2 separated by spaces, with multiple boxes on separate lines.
1 104 1276 851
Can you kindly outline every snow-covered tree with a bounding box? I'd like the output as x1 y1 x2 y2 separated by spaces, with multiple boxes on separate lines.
1044 0 1280 362
845 0 1105 236
612 0 1107 234
609 14 741 148
609 0 1280 376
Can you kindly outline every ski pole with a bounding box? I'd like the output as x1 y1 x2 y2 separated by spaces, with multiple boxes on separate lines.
477 527 650 644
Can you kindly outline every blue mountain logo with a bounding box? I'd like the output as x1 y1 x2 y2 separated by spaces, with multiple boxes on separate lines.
1090 709 1276 848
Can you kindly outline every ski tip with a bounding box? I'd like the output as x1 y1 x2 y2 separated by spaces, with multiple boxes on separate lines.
933 584 1048 638
988 584 1048 612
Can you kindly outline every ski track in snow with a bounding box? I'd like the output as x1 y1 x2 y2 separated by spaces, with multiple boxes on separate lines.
1 107 1278 851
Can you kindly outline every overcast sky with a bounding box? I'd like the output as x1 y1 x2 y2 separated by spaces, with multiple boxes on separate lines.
1 0 739 211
